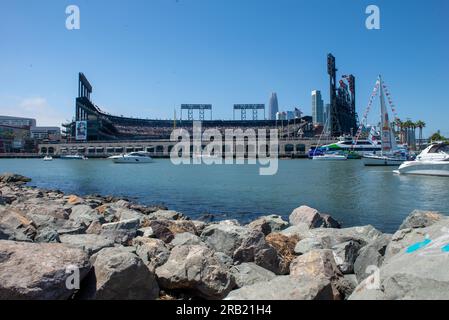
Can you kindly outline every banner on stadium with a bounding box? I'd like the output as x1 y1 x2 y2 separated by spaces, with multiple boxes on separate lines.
75 121 87 141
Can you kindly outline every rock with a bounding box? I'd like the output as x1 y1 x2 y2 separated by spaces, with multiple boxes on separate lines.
191 220 207 233
114 208 144 222
133 237 170 272
214 252 234 268
85 220 102 235
230 263 276 288
170 232 205 247
0 240 90 299
200 224 252 257
156 245 235 299
250 215 289 233
69 205 104 229
399 210 445 230
113 199 130 208
0 173 31 184
100 218 140 245
289 206 331 228
322 214 342 229
148 210 186 221
225 275 337 300
67 195 84 205
35 227 60 243
350 219 449 300
332 240 363 274
247 219 272 236
137 227 154 238
294 238 324 254
354 234 392 282
290 249 343 299
264 233 299 275
290 249 342 281
82 247 159 300
0 208 36 241
60 234 115 255
143 220 198 243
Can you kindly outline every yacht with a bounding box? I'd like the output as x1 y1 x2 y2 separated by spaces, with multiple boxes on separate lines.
60 154 88 160
43 155 53 161
320 138 381 155
109 152 154 163
394 142 449 177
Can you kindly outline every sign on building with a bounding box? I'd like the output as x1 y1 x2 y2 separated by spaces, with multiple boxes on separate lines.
75 121 87 140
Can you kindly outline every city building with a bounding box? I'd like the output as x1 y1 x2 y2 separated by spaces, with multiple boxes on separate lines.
323 103 331 134
312 90 324 125
30 126 61 141
0 115 36 128
268 92 279 120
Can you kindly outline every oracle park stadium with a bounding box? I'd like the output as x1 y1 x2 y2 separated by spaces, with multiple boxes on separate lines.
41 74 335 158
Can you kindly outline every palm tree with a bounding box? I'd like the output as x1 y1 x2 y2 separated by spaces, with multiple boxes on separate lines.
395 118 404 143
415 120 426 149
403 119 416 149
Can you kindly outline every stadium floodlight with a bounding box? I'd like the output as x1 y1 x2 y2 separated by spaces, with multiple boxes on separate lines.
233 104 265 121
181 104 213 121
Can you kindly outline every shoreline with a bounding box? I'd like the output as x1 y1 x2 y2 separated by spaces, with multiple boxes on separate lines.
1 172 449 300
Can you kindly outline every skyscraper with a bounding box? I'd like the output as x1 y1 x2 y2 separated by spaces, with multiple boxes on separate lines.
312 90 324 125
269 92 279 120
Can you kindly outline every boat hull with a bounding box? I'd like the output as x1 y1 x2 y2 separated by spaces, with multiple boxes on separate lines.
111 157 153 164
395 161 449 177
363 155 405 166
312 155 347 161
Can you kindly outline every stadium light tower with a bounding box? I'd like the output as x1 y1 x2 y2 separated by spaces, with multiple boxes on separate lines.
180 104 212 121
233 104 265 121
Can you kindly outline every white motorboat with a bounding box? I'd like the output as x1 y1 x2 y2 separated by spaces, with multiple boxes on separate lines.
43 155 53 161
394 142 449 177
109 152 153 163
312 153 347 161
60 154 88 160
362 76 409 167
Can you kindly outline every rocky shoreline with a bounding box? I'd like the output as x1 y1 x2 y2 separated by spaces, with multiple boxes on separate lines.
1 172 448 300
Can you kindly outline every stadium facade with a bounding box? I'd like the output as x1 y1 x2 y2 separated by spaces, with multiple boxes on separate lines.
64 73 314 142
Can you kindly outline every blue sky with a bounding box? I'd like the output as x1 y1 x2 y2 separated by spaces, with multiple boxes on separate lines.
0 0 448 136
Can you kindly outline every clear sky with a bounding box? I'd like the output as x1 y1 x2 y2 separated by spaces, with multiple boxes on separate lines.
0 0 448 136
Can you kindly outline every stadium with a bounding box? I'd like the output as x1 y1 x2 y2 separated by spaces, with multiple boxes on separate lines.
63 73 316 142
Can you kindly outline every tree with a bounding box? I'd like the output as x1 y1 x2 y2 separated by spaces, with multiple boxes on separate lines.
415 120 426 149
430 131 446 142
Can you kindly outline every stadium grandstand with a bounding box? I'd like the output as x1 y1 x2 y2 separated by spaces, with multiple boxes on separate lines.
63 73 315 142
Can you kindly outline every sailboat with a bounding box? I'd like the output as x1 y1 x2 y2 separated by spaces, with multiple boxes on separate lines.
363 76 408 166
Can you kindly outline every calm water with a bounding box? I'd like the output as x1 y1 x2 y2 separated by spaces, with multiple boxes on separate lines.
1 158 448 233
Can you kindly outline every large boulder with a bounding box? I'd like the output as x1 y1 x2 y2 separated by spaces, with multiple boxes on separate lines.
247 215 289 235
354 234 392 282
230 263 276 288
143 220 198 243
0 241 90 299
170 232 205 247
0 173 31 184
0 208 37 241
289 206 341 229
232 230 277 268
399 210 445 230
82 247 159 300
200 224 252 257
69 205 104 229
331 240 363 274
100 218 140 245
155 245 235 299
34 227 60 243
133 237 170 272
225 275 337 300
60 234 115 255
148 210 186 221
350 219 449 300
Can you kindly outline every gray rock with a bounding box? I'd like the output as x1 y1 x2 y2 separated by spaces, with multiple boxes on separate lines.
148 210 186 221
225 275 337 300
399 210 445 230
69 205 104 228
170 232 204 247
0 173 31 184
350 219 449 300
247 219 272 236
137 227 154 238
200 224 252 257
0 240 90 299
60 234 115 255
289 206 324 228
290 249 342 281
144 220 198 243
35 227 60 243
294 238 324 254
100 218 140 245
133 237 170 272
156 245 235 299
354 234 392 282
83 247 159 300
214 252 234 268
230 263 276 288
332 240 363 274
114 208 144 222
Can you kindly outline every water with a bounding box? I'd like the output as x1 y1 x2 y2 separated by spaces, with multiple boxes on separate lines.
1 158 448 233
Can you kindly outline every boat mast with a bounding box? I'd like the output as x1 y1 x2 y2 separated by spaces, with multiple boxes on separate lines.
379 75 392 155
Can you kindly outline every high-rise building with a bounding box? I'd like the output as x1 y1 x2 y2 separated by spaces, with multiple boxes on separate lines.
311 90 324 125
324 104 331 133
268 92 279 120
